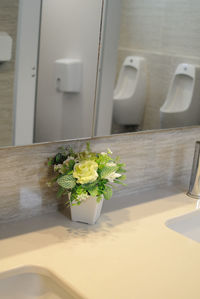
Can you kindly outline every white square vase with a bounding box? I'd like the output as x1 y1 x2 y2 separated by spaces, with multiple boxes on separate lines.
70 197 104 225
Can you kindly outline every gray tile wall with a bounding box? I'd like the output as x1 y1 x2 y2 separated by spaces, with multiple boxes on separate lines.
0 127 199 224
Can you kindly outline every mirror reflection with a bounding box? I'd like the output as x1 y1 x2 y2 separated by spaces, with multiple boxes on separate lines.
1 0 200 148
0 0 102 147
0 0 18 147
107 0 200 135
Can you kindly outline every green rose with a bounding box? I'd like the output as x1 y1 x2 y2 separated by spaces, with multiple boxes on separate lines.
73 160 98 184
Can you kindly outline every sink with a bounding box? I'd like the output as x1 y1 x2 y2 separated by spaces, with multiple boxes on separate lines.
0 266 84 299
166 210 200 243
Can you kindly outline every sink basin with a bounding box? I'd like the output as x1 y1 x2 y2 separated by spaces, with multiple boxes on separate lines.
0 266 84 299
166 210 200 243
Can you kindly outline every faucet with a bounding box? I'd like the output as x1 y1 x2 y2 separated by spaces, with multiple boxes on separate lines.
187 141 200 199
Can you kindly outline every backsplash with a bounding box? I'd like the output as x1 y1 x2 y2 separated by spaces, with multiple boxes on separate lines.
0 127 199 224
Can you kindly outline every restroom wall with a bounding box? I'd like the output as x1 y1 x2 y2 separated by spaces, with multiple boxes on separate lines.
0 0 19 146
35 0 102 143
118 0 200 130
0 126 199 224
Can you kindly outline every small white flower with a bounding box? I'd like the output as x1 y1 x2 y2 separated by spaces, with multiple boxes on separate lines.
68 156 75 161
63 156 75 165
46 182 52 187
54 164 62 172
107 148 113 155
101 152 107 155
77 193 89 202
106 162 116 167
105 172 121 183
54 164 65 174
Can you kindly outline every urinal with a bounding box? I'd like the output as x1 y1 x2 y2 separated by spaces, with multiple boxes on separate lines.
113 56 147 126
160 63 200 129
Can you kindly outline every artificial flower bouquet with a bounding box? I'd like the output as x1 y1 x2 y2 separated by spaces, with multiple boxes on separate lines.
47 143 126 224
47 143 126 206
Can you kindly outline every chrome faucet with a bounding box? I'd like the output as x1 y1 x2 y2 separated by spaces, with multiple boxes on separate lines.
187 141 200 199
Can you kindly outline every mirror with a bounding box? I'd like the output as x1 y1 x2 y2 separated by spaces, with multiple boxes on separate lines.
1 0 200 148
95 0 200 136
0 0 103 147
0 0 19 147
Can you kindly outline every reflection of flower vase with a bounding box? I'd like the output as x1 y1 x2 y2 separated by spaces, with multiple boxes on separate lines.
70 197 104 225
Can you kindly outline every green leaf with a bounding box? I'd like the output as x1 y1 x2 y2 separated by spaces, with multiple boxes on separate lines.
82 181 98 190
117 168 127 174
68 159 75 170
114 156 120 163
100 166 118 179
57 187 65 198
102 185 113 200
96 195 103 203
54 153 67 165
55 153 62 163
113 174 127 186
117 163 126 168
96 154 111 166
117 175 126 181
114 180 127 186
57 175 76 189
88 185 99 197
86 142 91 152
82 181 99 197
48 158 53 166
58 147 67 155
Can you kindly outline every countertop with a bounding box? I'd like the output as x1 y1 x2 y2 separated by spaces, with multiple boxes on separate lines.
0 185 200 299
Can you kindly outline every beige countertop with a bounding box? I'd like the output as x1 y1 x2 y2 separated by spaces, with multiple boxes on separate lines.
0 185 200 299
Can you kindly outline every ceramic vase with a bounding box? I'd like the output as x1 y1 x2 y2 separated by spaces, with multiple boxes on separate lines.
70 196 104 225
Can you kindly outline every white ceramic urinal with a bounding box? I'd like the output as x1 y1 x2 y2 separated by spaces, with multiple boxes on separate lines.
113 56 147 126
160 63 200 129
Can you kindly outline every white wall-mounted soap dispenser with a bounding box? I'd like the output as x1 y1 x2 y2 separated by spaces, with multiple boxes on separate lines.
0 32 12 62
55 58 82 93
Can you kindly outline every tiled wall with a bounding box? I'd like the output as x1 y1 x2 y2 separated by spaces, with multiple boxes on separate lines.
0 0 19 147
117 0 200 129
0 127 199 224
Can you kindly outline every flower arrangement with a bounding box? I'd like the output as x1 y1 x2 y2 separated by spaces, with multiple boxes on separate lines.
47 143 126 206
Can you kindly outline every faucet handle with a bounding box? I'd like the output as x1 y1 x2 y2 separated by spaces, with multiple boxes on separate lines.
187 141 200 199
